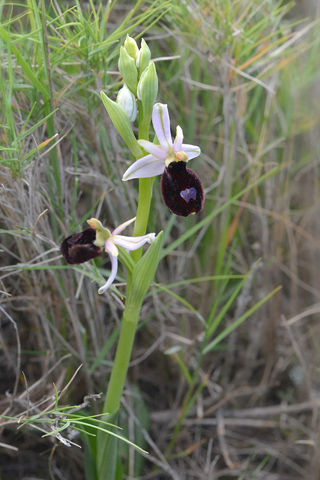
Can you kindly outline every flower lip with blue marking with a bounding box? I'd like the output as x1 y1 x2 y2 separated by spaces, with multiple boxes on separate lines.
161 161 204 217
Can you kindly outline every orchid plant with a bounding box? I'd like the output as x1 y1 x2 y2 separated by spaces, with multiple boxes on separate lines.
60 35 204 479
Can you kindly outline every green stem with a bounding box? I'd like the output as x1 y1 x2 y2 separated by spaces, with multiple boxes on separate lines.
102 311 138 414
131 177 154 261
97 61 158 479
102 110 153 415
127 118 154 284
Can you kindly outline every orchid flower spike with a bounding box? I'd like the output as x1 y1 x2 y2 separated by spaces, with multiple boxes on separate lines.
122 103 204 216
60 218 155 294
87 217 155 294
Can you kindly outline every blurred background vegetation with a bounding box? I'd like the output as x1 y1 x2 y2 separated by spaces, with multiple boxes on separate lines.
1 0 320 478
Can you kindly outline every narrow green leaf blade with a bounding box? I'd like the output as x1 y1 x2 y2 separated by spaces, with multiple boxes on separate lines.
203 286 282 354
125 231 163 322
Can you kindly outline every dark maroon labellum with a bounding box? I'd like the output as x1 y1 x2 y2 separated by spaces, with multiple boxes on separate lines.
160 161 204 217
60 227 102 264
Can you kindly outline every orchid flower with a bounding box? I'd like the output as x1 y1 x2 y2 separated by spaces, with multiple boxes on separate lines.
88 217 155 294
60 217 155 294
60 228 102 265
122 103 204 216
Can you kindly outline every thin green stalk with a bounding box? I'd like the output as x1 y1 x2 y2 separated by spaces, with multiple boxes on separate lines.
131 178 154 255
126 176 153 292
131 122 154 254
127 121 154 284
102 312 138 414
102 113 153 415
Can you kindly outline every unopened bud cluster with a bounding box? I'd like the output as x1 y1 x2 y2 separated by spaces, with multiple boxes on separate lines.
116 35 158 124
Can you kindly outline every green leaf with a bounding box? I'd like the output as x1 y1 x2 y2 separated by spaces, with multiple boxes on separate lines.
0 27 49 98
118 384 150 477
97 413 119 480
124 231 163 323
95 406 148 480
203 286 282 354
83 431 98 480
94 408 148 480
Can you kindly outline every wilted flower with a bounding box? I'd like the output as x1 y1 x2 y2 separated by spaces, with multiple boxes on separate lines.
122 103 204 216
60 228 102 265
89 217 155 294
61 218 155 294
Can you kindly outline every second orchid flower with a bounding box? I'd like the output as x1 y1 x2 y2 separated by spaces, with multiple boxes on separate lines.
60 218 155 294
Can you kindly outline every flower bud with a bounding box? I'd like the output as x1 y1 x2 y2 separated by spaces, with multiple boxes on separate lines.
117 84 137 122
118 46 138 95
136 39 151 75
124 34 139 62
137 61 158 127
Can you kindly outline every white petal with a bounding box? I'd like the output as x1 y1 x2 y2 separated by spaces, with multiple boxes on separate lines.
181 144 201 160
105 238 118 257
138 140 168 161
122 155 165 181
98 254 118 294
112 217 136 235
173 125 183 151
152 104 172 148
113 233 156 251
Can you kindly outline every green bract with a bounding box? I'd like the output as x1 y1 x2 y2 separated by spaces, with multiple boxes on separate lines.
137 62 158 128
124 34 139 61
125 231 163 323
118 46 138 95
137 39 151 75
100 91 142 158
